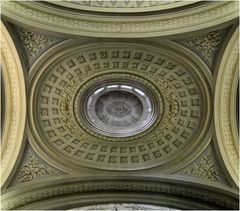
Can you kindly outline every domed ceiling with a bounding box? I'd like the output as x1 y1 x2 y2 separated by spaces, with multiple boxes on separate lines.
1 1 239 210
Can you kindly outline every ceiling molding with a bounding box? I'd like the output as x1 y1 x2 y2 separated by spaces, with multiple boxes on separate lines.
48 1 200 13
1 176 239 210
214 26 239 187
0 5 239 209
27 39 212 173
1 1 238 37
0 22 27 187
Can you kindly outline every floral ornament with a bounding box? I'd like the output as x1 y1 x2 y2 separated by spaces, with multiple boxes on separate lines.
18 28 56 60
181 151 222 182
17 153 57 183
181 30 223 66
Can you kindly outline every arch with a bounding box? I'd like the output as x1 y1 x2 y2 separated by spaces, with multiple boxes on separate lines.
214 27 239 187
0 22 26 187
1 1 238 38
1 176 238 210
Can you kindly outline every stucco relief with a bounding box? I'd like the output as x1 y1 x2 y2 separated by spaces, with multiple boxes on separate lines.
51 0 192 13
214 26 239 186
70 203 179 210
1 22 26 187
16 152 58 183
16 27 61 67
1 1 239 209
179 30 225 67
28 40 211 172
1 1 238 37
178 145 226 184
68 0 177 8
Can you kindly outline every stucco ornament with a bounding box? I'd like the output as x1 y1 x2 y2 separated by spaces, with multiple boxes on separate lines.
17 27 58 61
1 22 26 187
214 27 239 187
51 0 195 13
180 150 222 182
1 176 238 210
17 152 58 183
181 30 224 67
28 40 211 172
82 82 158 137
1 1 238 37
71 203 179 210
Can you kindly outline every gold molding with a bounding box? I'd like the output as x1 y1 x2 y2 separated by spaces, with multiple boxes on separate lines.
214 26 239 187
0 22 26 187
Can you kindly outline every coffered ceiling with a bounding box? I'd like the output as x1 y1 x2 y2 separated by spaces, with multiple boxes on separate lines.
1 1 239 210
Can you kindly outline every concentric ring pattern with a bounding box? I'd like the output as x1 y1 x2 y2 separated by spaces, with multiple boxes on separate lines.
29 41 211 171
81 81 158 138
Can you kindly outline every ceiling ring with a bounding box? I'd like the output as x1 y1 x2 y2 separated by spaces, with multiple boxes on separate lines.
80 80 159 138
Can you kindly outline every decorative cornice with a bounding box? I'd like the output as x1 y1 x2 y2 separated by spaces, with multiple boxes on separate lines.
0 22 26 187
214 27 239 186
1 176 238 210
1 1 238 37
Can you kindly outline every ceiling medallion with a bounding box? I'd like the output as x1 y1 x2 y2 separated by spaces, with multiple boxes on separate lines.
72 73 163 142
29 41 211 171
82 82 158 138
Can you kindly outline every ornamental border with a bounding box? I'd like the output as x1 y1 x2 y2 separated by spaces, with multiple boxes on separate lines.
1 1 238 37
1 176 238 210
0 22 26 187
214 26 239 187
